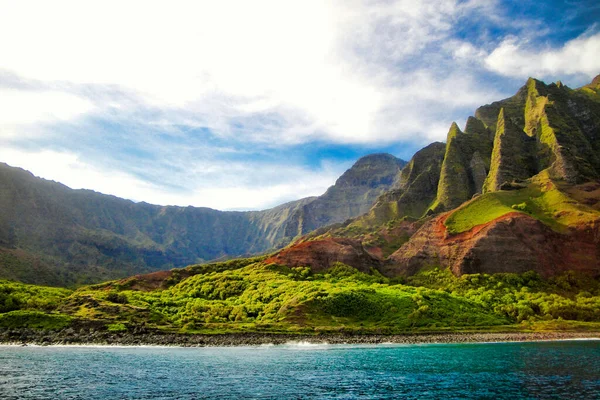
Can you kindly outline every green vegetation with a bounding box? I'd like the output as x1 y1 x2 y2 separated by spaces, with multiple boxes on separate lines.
407 268 600 326
1 261 599 335
0 310 71 330
445 172 600 234
0 279 71 313
2 76 600 337
107 322 127 332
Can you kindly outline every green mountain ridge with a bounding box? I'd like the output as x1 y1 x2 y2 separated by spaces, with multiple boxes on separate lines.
288 74 600 278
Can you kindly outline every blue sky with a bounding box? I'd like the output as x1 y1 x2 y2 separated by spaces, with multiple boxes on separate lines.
1 0 599 210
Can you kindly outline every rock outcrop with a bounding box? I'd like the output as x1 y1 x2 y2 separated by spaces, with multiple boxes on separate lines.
264 238 381 273
433 118 493 211
385 212 600 277
363 143 447 224
483 108 537 192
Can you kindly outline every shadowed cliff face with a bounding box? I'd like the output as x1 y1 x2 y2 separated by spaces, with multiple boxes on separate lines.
0 153 405 285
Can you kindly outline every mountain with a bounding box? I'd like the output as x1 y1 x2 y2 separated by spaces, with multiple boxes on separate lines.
3 75 600 339
282 153 407 236
3 74 600 288
0 154 405 286
386 76 600 277
273 75 600 278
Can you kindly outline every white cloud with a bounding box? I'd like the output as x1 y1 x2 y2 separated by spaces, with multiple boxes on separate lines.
485 32 600 79
0 147 344 210
4 0 580 209
0 88 94 136
449 40 487 62
0 0 494 146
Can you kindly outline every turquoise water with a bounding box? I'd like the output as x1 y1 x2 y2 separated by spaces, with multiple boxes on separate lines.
0 340 599 399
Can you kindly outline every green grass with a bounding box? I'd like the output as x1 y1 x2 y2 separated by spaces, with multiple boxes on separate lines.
445 173 600 234
107 322 127 332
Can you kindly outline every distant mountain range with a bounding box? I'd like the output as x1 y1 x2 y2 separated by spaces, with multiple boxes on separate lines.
0 153 405 285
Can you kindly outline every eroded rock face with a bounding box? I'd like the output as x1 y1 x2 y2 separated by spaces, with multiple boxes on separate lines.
433 119 493 212
385 213 600 277
483 108 538 193
265 238 381 273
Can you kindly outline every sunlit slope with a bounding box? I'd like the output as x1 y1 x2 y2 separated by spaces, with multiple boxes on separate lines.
445 172 600 235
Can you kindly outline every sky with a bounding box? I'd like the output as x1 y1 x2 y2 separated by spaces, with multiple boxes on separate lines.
1 0 599 211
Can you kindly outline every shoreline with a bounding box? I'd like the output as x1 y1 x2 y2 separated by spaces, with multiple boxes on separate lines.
1 330 599 348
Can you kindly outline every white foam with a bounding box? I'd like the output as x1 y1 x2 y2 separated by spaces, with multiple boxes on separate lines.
283 341 330 348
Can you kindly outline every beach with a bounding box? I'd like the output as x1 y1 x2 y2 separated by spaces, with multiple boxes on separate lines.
2 328 599 347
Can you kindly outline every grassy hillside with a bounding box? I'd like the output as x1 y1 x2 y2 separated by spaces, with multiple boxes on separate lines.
445 172 600 235
2 259 599 335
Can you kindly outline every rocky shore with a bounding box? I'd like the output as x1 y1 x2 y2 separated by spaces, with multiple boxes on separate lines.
1 328 598 347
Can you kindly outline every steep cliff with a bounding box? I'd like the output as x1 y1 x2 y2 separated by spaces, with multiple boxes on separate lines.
432 118 493 211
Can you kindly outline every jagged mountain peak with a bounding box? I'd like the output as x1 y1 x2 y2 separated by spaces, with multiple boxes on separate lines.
289 75 600 279
446 122 463 140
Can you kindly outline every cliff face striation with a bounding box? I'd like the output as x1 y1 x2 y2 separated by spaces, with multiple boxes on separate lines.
384 75 600 277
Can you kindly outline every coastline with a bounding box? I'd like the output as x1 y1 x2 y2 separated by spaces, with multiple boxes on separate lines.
1 329 599 347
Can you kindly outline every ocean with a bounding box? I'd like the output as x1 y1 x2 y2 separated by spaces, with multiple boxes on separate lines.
1 340 598 399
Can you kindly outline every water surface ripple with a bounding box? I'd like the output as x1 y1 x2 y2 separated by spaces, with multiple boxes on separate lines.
1 340 599 399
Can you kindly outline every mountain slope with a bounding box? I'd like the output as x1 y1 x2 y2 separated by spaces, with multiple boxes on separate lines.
387 76 600 277
0 154 405 285
271 75 600 278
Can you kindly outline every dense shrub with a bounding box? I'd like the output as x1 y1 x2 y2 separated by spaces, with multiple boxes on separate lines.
0 310 71 330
